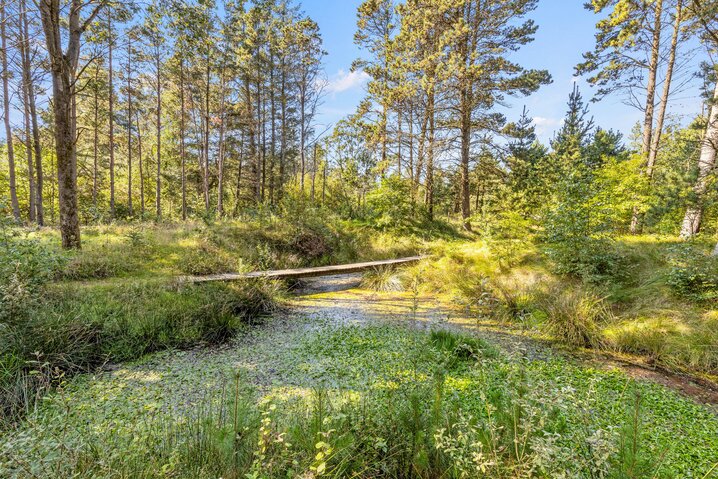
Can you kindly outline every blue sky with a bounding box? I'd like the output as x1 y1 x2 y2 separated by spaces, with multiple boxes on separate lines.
306 0 704 145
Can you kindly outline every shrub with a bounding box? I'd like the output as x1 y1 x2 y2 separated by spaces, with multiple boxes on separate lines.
544 237 634 285
666 243 718 303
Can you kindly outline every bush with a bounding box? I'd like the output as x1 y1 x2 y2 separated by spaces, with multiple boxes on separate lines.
544 237 634 285
666 243 718 303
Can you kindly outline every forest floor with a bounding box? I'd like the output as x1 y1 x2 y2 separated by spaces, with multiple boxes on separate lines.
2 273 717 478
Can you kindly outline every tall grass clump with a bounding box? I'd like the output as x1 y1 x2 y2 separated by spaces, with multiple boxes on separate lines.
537 287 612 348
361 265 405 292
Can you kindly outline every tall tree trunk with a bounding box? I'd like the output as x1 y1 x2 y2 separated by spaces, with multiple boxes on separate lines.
460 89 471 231
300 88 306 193
108 10 115 217
256 71 263 201
322 157 327 204
269 50 276 204
415 106 428 206
203 59 210 212
21 0 43 224
155 54 161 218
217 66 227 216
397 108 402 176
630 0 664 234
408 103 414 194
126 38 133 216
425 89 435 220
39 0 99 248
19 12 35 222
680 80 718 237
279 58 287 201
1 3 20 220
93 67 99 207
22 70 36 222
137 110 144 215
180 58 187 220
234 133 244 216
647 0 682 179
311 143 317 201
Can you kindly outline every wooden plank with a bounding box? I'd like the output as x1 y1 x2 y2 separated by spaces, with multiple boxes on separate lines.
181 256 425 283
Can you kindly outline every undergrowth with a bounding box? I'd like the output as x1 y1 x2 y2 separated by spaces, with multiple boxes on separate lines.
407 237 718 377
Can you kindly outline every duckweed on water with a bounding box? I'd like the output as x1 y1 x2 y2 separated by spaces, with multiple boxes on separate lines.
1 316 716 478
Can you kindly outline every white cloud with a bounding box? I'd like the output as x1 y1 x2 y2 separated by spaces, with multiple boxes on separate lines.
326 69 370 94
532 116 563 137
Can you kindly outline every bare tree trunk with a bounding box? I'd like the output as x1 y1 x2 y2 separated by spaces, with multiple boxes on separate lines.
126 38 133 216
155 54 161 218
460 87 472 231
234 133 244 216
648 0 682 179
425 90 435 220
203 59 210 212
20 0 43 224
179 58 186 220
631 0 664 234
279 58 287 201
311 142 317 201
269 50 276 204
300 88 306 193
257 72 263 201
39 0 101 248
408 103 414 192
1 3 20 220
19 12 35 222
415 107 428 206
397 107 402 176
137 110 144 215
680 80 718 237
217 65 227 216
108 10 115 217
93 67 99 207
322 157 327 204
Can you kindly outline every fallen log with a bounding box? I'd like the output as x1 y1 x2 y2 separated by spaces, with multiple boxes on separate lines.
181 256 425 283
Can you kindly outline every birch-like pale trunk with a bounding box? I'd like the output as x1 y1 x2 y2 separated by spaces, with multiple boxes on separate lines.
680 81 718 237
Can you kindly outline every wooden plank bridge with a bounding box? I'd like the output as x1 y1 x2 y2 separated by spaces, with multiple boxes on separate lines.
181 256 425 283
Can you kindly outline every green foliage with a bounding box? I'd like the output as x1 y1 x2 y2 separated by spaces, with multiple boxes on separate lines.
544 237 634 285
666 243 718 303
429 329 498 360
364 175 414 230
0 236 64 322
